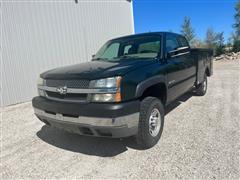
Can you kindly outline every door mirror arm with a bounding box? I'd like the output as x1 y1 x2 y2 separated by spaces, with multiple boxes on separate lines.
165 51 175 60
166 52 172 59
156 52 167 63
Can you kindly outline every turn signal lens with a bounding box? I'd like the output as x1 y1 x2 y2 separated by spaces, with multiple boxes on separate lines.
115 91 121 102
115 76 121 102
116 76 122 89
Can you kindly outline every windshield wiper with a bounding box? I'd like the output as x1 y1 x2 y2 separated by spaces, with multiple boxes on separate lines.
114 55 140 59
92 57 108 61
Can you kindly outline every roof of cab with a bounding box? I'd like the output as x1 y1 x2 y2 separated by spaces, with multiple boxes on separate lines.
111 32 182 41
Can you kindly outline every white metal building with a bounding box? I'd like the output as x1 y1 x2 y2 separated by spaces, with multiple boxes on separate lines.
1 0 134 106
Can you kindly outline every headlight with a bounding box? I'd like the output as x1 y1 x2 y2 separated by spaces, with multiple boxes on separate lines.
37 77 44 86
37 77 45 97
89 76 122 102
90 76 121 88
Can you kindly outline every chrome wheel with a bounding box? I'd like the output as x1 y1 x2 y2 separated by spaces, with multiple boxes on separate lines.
149 108 161 137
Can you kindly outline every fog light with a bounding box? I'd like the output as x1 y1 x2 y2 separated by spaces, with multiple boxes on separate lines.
38 89 45 97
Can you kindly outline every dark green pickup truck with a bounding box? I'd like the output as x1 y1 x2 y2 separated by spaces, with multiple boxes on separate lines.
32 32 213 148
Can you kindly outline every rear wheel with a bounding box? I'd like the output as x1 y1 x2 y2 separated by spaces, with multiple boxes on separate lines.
136 97 164 149
195 74 207 96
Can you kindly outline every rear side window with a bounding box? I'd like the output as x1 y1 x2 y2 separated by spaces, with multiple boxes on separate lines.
178 36 189 47
138 41 160 54
166 35 179 53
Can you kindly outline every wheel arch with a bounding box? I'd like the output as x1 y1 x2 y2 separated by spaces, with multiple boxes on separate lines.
135 75 167 105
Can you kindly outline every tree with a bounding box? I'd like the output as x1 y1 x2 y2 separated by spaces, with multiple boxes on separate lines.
181 17 195 45
233 40 240 52
205 29 225 56
215 32 225 56
233 0 240 52
233 0 240 39
216 32 224 46
231 32 238 42
191 39 206 48
205 28 217 49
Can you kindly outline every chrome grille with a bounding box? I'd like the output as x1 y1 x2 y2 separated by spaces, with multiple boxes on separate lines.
46 79 90 89
46 91 87 102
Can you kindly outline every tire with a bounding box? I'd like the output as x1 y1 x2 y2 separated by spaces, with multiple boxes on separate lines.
136 97 164 149
195 74 207 96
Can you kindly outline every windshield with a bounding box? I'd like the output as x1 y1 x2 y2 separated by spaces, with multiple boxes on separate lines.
93 35 161 61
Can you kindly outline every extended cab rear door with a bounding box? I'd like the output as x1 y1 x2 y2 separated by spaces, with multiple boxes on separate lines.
165 34 196 103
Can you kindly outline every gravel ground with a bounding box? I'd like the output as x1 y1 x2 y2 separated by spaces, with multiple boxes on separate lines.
1 60 240 179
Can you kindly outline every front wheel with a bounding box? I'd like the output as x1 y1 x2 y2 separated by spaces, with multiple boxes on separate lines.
195 74 207 96
136 97 164 149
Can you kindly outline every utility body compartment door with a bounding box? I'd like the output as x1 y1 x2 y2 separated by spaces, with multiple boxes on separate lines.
191 49 213 85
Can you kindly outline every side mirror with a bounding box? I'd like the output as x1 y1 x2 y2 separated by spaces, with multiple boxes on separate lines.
92 54 95 58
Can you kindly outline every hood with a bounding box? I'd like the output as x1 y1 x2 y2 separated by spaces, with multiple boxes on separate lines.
41 58 156 80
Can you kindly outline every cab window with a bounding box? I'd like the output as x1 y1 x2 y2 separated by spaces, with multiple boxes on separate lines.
138 41 160 54
98 42 120 59
178 36 189 47
165 35 180 53
123 45 132 55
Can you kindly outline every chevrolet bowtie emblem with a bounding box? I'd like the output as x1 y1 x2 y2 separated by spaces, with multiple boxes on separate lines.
56 86 67 95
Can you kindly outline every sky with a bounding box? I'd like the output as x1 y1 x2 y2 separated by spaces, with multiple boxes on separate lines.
133 0 237 43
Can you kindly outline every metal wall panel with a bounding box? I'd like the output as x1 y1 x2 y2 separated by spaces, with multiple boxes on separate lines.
1 0 134 106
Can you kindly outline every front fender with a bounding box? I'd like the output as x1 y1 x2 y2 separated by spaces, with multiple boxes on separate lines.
135 75 167 98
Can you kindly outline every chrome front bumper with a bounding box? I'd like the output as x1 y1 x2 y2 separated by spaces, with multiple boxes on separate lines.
34 108 139 137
